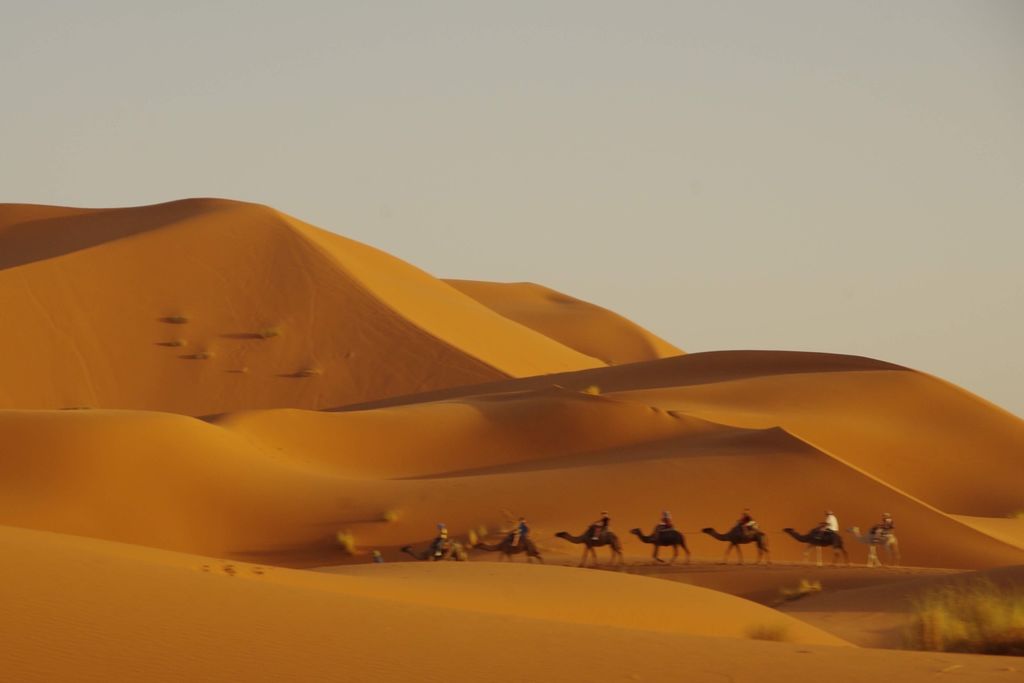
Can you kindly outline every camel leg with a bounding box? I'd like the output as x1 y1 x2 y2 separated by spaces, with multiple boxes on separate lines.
579 547 589 568
721 545 732 565
670 545 678 565
735 544 744 565
653 546 662 564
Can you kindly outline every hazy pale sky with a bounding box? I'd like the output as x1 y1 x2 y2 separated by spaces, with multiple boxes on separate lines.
3 1 1022 416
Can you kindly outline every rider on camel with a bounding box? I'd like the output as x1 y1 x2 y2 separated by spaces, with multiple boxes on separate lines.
737 508 758 538
870 512 894 541
431 523 449 557
589 511 611 541
509 517 529 547
655 510 674 534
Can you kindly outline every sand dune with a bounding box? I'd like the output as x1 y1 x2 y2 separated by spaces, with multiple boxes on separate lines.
7 525 1024 683
342 351 1024 518
1 396 1021 569
0 199 603 415
446 279 683 364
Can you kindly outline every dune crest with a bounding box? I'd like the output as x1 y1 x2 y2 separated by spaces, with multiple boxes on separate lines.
446 279 683 364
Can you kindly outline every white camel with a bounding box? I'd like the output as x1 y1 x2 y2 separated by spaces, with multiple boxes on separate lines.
847 526 900 567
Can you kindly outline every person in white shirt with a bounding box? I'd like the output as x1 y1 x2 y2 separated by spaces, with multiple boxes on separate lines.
815 510 839 541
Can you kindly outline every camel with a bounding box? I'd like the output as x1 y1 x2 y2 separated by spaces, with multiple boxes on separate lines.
847 526 900 567
401 540 468 562
701 526 771 565
474 536 544 563
555 530 624 567
783 528 850 567
630 527 691 564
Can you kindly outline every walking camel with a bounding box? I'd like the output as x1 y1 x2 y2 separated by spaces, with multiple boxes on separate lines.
555 530 624 567
782 528 850 566
701 526 771 565
630 527 691 564
474 536 544 563
847 526 900 567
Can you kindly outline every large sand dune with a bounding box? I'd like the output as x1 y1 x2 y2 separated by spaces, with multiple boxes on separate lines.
0 199 607 415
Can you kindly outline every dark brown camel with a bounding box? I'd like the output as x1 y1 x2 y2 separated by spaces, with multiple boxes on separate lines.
630 527 691 564
474 536 544 563
400 540 468 562
701 526 771 565
783 528 850 566
555 530 624 567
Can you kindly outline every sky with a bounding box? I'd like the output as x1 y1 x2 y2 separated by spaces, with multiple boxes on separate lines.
2 1 1023 416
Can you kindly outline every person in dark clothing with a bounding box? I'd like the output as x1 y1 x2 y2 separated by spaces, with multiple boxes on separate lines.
589 511 611 541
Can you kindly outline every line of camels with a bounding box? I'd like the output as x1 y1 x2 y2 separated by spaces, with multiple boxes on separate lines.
401 523 900 568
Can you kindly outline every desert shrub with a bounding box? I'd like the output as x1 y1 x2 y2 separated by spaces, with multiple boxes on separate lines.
582 385 601 395
296 367 322 377
1009 510 1024 520
745 622 792 642
187 351 214 360
381 510 398 523
336 531 356 555
165 339 187 347
905 579 1024 655
777 578 823 603
258 327 281 339
164 315 189 324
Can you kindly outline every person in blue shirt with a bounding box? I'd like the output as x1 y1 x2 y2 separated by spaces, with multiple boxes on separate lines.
509 517 529 547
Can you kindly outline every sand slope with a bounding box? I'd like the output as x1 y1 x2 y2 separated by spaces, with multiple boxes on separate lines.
447 279 683 365
0 199 603 415
8 525 1024 683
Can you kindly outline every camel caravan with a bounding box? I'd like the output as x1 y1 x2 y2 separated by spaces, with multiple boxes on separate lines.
399 510 899 568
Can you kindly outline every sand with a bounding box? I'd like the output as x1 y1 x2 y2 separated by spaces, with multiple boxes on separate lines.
1 199 1023 681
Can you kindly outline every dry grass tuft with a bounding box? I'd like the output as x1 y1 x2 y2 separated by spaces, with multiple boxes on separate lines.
582 385 601 395
745 622 792 642
777 578 823 604
165 339 187 347
186 351 214 360
163 315 189 324
336 531 356 555
381 510 399 523
296 367 322 377
1009 510 1024 520
905 579 1024 656
258 327 281 339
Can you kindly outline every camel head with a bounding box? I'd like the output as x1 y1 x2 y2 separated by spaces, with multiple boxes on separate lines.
700 528 715 534
782 528 796 533
400 545 413 553
554 531 570 539
629 528 643 535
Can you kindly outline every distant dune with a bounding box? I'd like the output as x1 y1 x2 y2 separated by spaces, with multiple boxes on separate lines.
2 199 1023 681
446 279 683 364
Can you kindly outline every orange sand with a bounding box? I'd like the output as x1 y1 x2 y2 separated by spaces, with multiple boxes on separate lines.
2 199 1023 681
